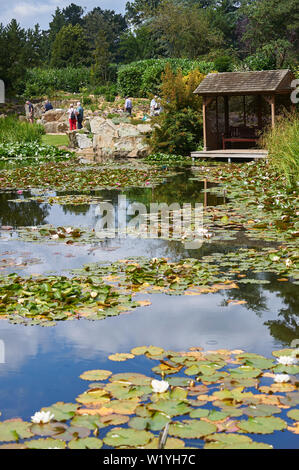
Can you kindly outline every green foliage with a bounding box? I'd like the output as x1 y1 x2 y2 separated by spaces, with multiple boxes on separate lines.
50 24 90 68
0 116 44 144
145 153 192 164
214 55 234 72
146 66 204 155
0 142 75 167
148 108 203 156
262 114 299 186
117 59 215 97
24 67 92 97
244 40 295 71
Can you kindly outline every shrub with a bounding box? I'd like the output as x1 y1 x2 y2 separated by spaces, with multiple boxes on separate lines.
23 67 92 97
262 114 299 186
117 59 215 97
0 116 45 144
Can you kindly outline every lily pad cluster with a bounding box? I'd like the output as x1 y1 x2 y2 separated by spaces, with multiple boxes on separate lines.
0 273 148 326
191 160 298 245
8 194 105 206
0 346 298 449
0 161 175 191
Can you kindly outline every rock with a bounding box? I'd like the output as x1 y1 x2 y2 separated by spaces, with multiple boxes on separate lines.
76 133 93 149
136 124 152 134
93 120 151 159
67 131 78 149
89 117 106 134
42 109 66 123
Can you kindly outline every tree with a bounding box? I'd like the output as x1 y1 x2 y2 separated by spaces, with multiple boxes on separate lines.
125 0 161 26
150 0 224 59
119 26 164 62
50 24 90 67
0 20 28 92
91 30 113 83
240 0 299 56
62 3 85 26
82 7 127 63
48 7 66 45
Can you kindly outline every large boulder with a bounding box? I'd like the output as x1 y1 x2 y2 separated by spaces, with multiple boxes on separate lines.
89 117 106 134
42 109 66 123
93 119 151 159
44 121 68 133
76 133 93 149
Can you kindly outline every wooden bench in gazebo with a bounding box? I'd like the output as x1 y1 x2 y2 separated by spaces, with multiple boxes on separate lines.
222 126 261 150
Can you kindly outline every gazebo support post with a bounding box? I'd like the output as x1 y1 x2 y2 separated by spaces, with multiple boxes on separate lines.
224 96 229 136
202 96 214 151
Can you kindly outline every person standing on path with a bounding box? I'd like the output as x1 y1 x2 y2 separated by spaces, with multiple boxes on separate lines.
25 100 34 124
124 97 133 116
76 102 84 129
68 104 77 131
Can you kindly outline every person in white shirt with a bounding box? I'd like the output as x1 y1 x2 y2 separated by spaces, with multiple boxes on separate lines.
124 97 133 115
67 104 77 130
150 95 161 116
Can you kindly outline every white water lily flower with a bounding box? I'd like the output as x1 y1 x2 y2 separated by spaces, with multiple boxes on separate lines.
51 234 59 240
31 410 55 424
277 356 297 365
66 227 73 234
274 374 290 383
272 256 280 262
285 259 292 267
151 379 169 393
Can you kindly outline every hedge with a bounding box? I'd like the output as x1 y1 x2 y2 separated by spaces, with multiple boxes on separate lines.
23 67 92 97
117 59 216 97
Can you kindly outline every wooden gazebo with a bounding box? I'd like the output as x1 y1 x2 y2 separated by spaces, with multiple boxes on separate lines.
194 69 295 152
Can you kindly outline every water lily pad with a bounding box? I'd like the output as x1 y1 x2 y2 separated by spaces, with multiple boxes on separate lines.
110 373 151 386
131 346 164 357
42 402 78 421
68 437 103 449
229 366 262 378
189 408 210 419
169 419 217 438
242 405 282 417
103 428 154 447
129 412 170 431
80 370 112 381
0 419 33 442
149 399 191 417
287 409 299 421
26 438 66 449
204 433 272 449
237 416 287 434
76 389 110 405
142 437 185 449
108 353 135 362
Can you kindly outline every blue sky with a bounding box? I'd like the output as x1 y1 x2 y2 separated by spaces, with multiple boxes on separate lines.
0 0 127 29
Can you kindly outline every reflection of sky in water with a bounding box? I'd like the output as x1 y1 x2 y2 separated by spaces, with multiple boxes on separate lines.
0 169 298 448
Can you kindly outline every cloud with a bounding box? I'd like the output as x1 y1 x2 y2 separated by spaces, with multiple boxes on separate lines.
0 1 127 29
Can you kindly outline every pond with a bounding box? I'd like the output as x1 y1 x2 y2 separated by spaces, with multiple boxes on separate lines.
0 163 298 449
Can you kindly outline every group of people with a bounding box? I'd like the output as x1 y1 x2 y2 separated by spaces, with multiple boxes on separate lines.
25 99 84 130
25 94 161 128
124 95 162 117
67 102 84 130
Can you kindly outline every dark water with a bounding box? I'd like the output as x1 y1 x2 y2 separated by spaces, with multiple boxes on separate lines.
0 167 298 449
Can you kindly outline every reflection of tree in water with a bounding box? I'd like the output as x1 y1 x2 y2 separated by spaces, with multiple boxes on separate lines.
264 277 299 346
220 280 268 315
0 192 49 227
61 204 91 216
219 272 298 346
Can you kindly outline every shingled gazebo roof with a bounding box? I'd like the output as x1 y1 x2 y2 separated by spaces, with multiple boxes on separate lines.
194 69 295 96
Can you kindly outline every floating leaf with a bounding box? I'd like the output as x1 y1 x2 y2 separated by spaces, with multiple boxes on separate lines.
108 353 135 362
26 438 66 449
0 419 33 442
80 370 112 382
237 416 287 434
169 420 217 438
68 438 103 449
103 428 154 447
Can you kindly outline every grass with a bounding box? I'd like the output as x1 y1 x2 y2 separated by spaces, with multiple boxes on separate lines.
262 114 299 186
42 134 69 147
0 115 44 144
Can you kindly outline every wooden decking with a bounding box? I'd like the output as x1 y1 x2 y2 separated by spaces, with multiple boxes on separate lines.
191 149 268 162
